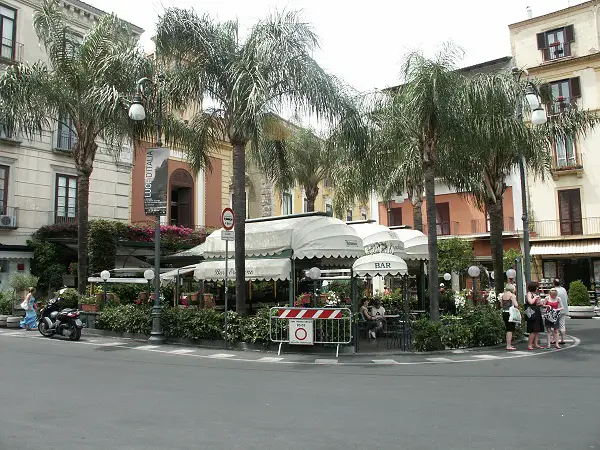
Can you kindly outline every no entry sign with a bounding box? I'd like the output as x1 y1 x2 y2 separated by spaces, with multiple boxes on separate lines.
289 319 314 345
221 208 234 230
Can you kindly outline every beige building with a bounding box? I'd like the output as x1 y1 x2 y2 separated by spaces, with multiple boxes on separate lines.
510 1 600 291
0 0 142 285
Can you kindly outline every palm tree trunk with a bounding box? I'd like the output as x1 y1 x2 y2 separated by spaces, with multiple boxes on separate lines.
232 141 247 316
260 175 274 217
305 185 318 213
76 173 90 295
306 197 316 212
424 163 439 322
487 199 504 297
412 195 424 232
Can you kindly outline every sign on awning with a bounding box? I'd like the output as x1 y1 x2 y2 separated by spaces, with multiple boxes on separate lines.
352 253 408 277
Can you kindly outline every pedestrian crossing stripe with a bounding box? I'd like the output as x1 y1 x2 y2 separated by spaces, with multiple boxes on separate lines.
372 359 399 364
136 345 159 351
256 357 284 362
472 354 500 360
426 357 454 363
314 359 338 364
170 349 195 355
208 353 235 359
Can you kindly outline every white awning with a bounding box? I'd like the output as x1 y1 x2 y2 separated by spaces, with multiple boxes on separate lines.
194 258 291 281
160 265 198 280
391 229 429 260
172 243 206 259
531 239 600 256
202 216 364 260
349 223 406 257
87 277 148 284
352 253 408 277
0 250 33 259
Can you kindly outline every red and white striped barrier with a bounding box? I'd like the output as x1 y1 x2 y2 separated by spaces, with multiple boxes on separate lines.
276 308 343 319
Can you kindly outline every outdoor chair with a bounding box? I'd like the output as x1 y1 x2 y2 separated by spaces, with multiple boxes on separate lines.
385 314 412 351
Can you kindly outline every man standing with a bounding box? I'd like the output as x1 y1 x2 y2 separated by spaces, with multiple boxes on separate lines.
554 279 569 344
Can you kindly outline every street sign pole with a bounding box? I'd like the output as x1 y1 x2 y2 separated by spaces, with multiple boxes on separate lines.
221 208 235 350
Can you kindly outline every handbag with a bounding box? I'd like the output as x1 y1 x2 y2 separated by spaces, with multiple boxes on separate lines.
508 306 522 324
543 307 558 323
20 299 29 310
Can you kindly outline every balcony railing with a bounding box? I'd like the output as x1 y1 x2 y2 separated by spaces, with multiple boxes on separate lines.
0 37 23 64
531 217 600 238
423 221 459 237
54 212 77 225
0 206 18 229
547 98 577 116
542 41 571 62
470 217 515 234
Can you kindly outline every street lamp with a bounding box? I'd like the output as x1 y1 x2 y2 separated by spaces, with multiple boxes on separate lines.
468 265 481 301
513 67 548 286
129 76 166 344
443 273 451 282
144 269 154 303
308 267 321 307
100 270 110 306
506 268 517 282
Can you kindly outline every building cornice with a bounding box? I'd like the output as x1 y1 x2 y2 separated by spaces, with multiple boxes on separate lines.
509 0 599 29
527 52 600 75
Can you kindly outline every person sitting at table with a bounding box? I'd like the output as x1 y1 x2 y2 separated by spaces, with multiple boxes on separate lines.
359 298 380 339
371 299 386 333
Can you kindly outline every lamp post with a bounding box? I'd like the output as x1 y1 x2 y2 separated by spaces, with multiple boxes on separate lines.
468 265 481 303
443 273 451 282
512 67 548 286
144 269 154 304
100 270 110 306
506 268 517 284
308 267 321 307
129 76 166 344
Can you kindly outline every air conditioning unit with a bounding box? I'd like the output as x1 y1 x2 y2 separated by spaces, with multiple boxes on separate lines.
0 215 16 228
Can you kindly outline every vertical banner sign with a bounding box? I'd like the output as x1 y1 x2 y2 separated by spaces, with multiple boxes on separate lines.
144 148 170 216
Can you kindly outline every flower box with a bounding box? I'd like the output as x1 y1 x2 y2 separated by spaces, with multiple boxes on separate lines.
82 304 99 312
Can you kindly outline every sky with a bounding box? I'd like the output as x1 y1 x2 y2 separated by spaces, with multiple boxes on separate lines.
87 0 586 92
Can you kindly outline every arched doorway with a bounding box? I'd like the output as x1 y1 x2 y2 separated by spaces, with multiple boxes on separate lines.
170 169 194 228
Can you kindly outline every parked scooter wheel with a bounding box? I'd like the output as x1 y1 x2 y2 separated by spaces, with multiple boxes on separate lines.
38 320 53 337
69 327 81 341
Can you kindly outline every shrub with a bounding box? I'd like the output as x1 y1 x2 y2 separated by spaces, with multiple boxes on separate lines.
56 288 79 309
462 306 504 347
568 280 591 306
9 273 39 294
96 305 151 334
440 317 472 349
411 316 442 351
0 291 17 314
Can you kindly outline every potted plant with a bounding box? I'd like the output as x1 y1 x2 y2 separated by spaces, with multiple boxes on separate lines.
567 280 595 318
62 262 77 287
81 296 101 312
9 273 39 301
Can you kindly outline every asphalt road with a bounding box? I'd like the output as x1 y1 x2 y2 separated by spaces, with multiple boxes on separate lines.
1 320 599 450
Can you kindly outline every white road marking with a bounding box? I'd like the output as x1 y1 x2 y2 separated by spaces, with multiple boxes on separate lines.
372 359 399 364
135 345 159 351
472 354 500 360
451 350 466 354
96 342 127 347
426 357 454 363
208 353 235 359
511 351 531 356
314 359 338 364
256 357 284 362
169 349 195 355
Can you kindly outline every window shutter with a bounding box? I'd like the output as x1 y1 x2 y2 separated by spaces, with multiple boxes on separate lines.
570 77 581 97
565 25 575 42
537 32 547 49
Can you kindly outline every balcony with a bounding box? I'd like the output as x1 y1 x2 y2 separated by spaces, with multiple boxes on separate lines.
0 121 22 144
54 212 77 225
423 221 459 237
547 97 577 116
0 206 18 229
0 38 23 65
531 218 600 238
470 217 515 235
542 41 571 62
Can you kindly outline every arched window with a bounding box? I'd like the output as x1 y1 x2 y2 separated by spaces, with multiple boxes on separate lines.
169 169 194 228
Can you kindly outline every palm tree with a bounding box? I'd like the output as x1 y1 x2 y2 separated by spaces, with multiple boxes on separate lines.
155 9 354 315
251 126 331 212
449 72 599 295
0 0 212 294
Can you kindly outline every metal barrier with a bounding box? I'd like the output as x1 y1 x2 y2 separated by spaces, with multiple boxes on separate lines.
269 307 352 357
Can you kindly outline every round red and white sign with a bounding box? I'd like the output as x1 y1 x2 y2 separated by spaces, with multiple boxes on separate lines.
221 208 234 231
294 327 308 341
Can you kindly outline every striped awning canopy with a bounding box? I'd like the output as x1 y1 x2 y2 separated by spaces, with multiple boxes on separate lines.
530 239 600 256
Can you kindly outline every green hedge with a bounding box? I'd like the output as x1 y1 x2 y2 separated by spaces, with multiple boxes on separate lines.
96 306 272 344
0 291 17 315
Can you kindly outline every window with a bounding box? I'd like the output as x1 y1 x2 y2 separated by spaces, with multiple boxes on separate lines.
346 209 353 222
388 208 402 226
436 202 451 235
537 25 574 61
325 203 333 215
0 4 16 60
543 260 558 279
558 189 582 236
55 174 77 223
303 198 308 213
282 192 292 216
361 212 367 220
0 165 7 214
57 115 77 151
548 78 580 115
554 135 578 168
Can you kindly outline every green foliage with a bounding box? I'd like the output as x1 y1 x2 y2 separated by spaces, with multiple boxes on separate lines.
0 291 17 314
88 220 119 275
461 306 505 347
326 280 351 299
411 316 443 351
380 289 405 313
503 249 522 271
27 239 66 293
437 237 475 274
55 288 79 309
9 273 39 293
440 317 473 349
107 283 148 303
439 289 457 314
97 306 273 344
568 280 591 306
